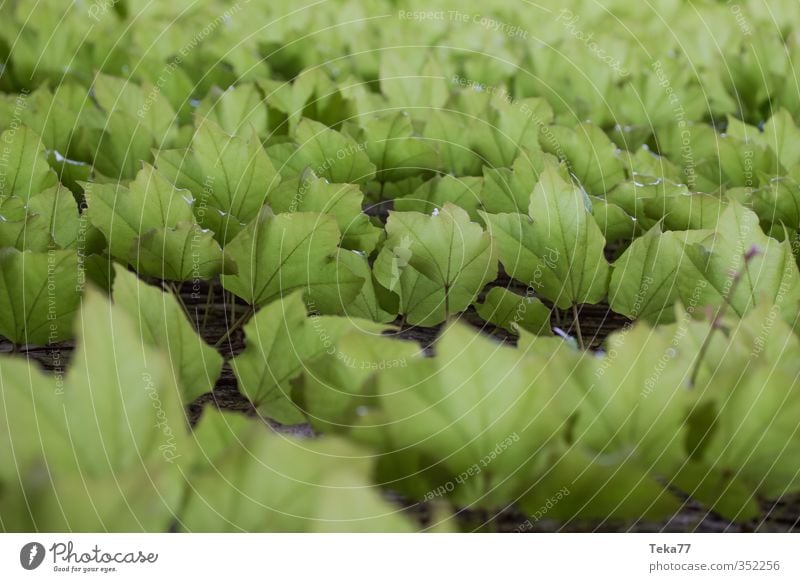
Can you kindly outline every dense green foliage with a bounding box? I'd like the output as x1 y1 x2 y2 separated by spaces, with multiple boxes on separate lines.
1 0 799 531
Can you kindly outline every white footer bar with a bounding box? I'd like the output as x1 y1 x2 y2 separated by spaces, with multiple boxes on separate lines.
0 533 795 580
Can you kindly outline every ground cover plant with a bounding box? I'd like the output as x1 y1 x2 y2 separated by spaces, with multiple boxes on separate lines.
1 0 800 532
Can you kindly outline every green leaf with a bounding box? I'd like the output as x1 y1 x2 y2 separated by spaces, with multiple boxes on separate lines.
27 184 81 249
133 222 230 281
364 322 578 508
155 121 280 241
0 287 186 531
520 446 680 522
196 83 268 137
231 292 383 423
763 108 800 170
422 110 483 176
609 226 708 324
480 152 561 214
472 94 552 168
22 82 101 154
672 462 761 522
643 187 727 231
87 110 159 180
395 175 483 221
182 411 416 532
384 203 497 319
590 196 637 242
336 250 397 324
0 248 81 344
372 244 449 327
379 53 448 111
112 265 223 403
577 322 695 475
482 167 610 309
299 331 420 433
220 209 363 312
539 122 626 195
474 287 552 336
679 306 800 502
0 125 58 200
358 112 439 181
752 177 800 229
0 195 50 251
267 169 381 252
92 73 177 146
271 119 376 184
84 164 195 261
676 201 800 321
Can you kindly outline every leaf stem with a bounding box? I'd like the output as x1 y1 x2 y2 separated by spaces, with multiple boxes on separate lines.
170 282 192 323
214 306 253 348
688 246 759 388
200 281 216 334
572 303 585 350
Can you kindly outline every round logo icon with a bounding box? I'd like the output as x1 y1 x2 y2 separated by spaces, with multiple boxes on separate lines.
20 542 46 570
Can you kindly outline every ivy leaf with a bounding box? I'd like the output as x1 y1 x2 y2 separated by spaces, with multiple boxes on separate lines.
0 125 58 200
298 331 420 433
220 209 363 312
196 83 268 137
752 177 800 229
231 292 382 423
472 94 553 168
84 164 195 261
422 110 483 176
0 248 81 345
520 446 681 522
0 195 51 251
357 112 439 182
577 322 695 475
372 244 449 327
676 201 800 320
763 108 800 170
267 169 381 252
672 462 761 522
336 250 397 324
379 53 449 110
395 175 483 221
474 287 552 336
22 82 101 155
0 285 187 530
480 152 562 214
677 306 800 508
643 187 727 231
481 167 610 309
590 196 637 242
270 119 376 184
133 222 230 281
182 411 416 532
38 287 185 530
27 184 81 249
112 266 223 403
363 322 578 508
86 110 159 180
718 135 778 188
609 226 710 324
384 203 497 319
539 122 626 195
92 73 177 147
155 121 280 242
